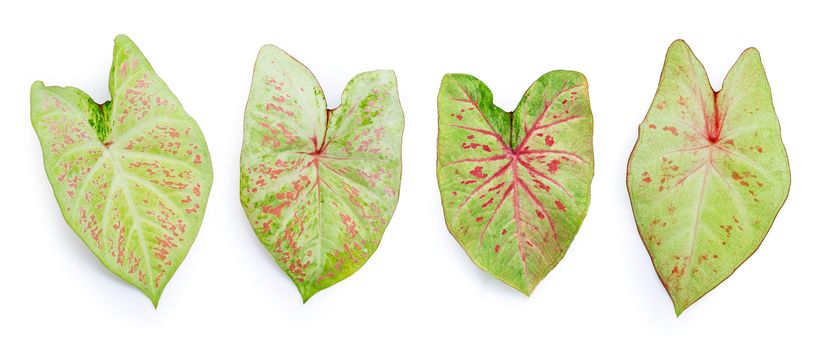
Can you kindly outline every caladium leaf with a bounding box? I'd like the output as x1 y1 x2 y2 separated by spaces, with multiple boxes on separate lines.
240 45 404 302
437 72 594 295
627 40 790 315
30 35 213 306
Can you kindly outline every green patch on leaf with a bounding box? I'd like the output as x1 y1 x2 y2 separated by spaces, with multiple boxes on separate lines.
437 72 594 295
240 45 404 302
31 35 214 306
627 40 790 315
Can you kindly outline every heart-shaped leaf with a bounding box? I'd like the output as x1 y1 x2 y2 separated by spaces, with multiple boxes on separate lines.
240 45 404 302
437 72 593 295
30 35 213 306
627 40 790 315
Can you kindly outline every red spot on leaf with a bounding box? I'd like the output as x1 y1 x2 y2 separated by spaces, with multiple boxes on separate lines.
469 166 488 179
461 142 491 152
533 179 551 192
263 202 291 218
662 126 678 136
731 171 751 187
642 171 652 183
547 159 561 174
340 213 358 237
481 197 494 208
731 171 742 180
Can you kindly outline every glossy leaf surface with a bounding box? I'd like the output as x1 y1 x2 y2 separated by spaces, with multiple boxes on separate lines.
627 40 790 315
31 35 213 306
437 72 593 295
240 45 404 301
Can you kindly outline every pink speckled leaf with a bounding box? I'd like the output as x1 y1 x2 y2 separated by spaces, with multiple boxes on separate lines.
437 72 593 295
240 45 403 302
31 35 213 306
627 40 790 315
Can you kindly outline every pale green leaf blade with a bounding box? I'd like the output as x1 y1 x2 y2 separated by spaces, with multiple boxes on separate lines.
240 46 403 301
243 44 327 151
31 35 214 306
436 72 593 295
627 40 790 315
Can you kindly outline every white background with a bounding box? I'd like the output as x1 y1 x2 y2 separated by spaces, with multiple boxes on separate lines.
1 0 816 348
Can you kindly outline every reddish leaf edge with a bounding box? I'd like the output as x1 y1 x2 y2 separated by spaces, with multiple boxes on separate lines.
30 35 213 308
240 45 405 303
436 71 594 296
626 39 791 317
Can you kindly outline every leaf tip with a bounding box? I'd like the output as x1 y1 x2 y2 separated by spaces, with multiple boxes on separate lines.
350 69 398 89
669 38 689 48
508 279 536 297
672 299 690 317
30 81 46 101
441 72 473 84
739 46 762 61
572 70 589 83
113 34 139 55
139 282 165 308
438 73 483 100
743 46 761 54
666 39 695 57
30 81 49 123
257 43 288 59
114 34 134 45
259 43 283 51
146 290 162 309
299 288 317 304
373 69 398 82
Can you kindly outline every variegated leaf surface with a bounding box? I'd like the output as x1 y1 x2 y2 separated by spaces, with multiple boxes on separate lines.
627 40 790 315
31 35 213 306
437 72 593 295
240 45 404 301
